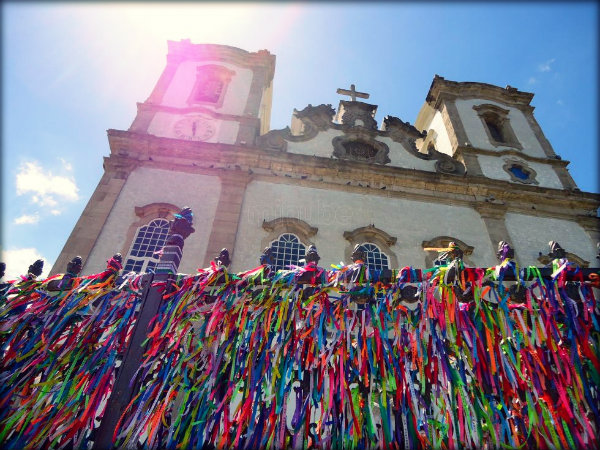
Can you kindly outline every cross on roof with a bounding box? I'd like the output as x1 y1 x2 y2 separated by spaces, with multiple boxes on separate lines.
336 84 369 102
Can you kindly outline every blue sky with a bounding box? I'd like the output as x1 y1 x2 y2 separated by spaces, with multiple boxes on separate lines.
1 2 598 279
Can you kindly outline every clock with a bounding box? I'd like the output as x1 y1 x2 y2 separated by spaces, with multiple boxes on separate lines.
173 116 216 141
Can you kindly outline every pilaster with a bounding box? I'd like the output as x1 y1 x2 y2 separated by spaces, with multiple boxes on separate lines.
202 171 251 268
521 106 578 190
474 202 520 265
455 147 484 177
50 157 136 276
440 96 471 153
576 216 600 247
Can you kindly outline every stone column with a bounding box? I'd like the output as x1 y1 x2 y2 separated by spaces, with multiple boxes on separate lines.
456 147 484 177
202 171 251 268
576 216 600 250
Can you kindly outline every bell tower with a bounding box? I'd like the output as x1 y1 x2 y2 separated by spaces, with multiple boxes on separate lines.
50 42 275 276
129 40 275 145
415 75 577 191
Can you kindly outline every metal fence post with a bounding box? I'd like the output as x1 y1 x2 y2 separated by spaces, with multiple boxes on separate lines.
93 208 194 450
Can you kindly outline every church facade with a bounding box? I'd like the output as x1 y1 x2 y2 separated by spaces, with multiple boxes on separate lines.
50 40 600 276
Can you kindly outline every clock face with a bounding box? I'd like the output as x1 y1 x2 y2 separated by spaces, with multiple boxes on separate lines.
173 116 216 141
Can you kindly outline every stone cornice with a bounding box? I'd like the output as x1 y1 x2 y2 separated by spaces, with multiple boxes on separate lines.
166 40 276 84
105 130 600 221
255 105 465 175
262 217 318 237
132 102 261 126
454 145 570 168
575 216 600 232
343 225 397 247
474 202 508 219
426 75 534 109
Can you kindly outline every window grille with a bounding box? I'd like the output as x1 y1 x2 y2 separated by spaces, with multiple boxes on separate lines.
358 243 390 271
124 218 170 273
270 233 307 271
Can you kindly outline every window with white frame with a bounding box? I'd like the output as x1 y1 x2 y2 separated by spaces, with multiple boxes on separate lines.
270 233 307 271
357 243 390 271
124 218 170 273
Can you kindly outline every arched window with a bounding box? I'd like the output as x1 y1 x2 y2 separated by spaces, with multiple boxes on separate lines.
343 225 398 268
485 117 504 143
124 218 170 273
269 233 307 270
422 236 474 268
357 243 390 271
188 65 235 108
473 104 522 150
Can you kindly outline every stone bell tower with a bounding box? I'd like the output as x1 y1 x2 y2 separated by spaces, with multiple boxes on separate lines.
414 75 577 190
129 39 275 144
51 41 276 275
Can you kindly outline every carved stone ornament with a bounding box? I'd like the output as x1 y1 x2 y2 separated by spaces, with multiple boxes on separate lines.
295 104 336 130
382 117 466 175
435 156 465 175
332 135 390 164
337 101 378 130
382 116 425 140
256 104 335 151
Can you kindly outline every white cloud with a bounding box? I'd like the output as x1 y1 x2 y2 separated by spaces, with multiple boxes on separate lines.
14 214 40 225
557 99 564 106
50 209 62 216
16 161 79 207
528 77 537 85
1 248 51 281
538 58 556 72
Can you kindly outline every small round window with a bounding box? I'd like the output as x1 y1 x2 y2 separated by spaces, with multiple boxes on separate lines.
503 161 538 185
509 165 530 180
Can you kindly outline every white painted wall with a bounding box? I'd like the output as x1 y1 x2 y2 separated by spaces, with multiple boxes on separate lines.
285 130 437 172
285 129 340 158
455 99 546 158
232 180 496 271
477 154 564 189
84 167 220 274
146 112 240 145
426 110 454 156
379 136 438 171
505 213 596 266
161 61 253 115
